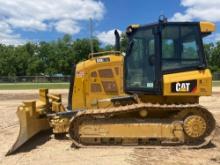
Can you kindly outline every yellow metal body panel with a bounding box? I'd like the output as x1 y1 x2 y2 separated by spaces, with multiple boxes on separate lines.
79 122 184 140
163 69 212 96
72 71 86 109
200 22 215 33
72 54 124 110
129 24 140 29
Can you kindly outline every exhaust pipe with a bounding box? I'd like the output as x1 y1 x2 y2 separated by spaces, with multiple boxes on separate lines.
114 30 120 51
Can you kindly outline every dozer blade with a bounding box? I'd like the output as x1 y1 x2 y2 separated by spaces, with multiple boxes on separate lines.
7 101 50 155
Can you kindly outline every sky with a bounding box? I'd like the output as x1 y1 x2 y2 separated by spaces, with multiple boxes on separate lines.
0 0 220 45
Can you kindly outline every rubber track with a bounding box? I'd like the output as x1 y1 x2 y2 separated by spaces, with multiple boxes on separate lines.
69 103 216 149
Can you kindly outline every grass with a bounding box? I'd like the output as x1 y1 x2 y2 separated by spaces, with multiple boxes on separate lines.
213 81 220 87
0 83 69 90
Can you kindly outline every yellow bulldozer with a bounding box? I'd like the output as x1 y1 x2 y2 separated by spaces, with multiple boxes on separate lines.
7 18 216 155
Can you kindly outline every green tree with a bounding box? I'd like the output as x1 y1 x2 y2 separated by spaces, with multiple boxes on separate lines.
120 32 128 53
0 45 17 76
104 44 114 51
204 42 220 72
72 38 100 63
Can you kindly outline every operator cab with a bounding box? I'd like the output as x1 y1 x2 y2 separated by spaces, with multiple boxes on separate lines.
124 18 215 94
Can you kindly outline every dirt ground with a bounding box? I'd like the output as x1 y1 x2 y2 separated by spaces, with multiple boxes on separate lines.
0 89 220 165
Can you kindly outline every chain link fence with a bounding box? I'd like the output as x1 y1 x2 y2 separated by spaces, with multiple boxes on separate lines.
0 72 220 84
213 72 220 81
0 76 71 83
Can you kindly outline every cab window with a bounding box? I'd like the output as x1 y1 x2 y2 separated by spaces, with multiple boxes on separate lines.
162 25 201 71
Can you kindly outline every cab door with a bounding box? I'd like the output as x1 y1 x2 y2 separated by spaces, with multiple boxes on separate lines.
124 25 160 94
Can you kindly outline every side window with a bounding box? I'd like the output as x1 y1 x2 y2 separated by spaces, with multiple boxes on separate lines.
162 39 174 59
182 41 198 59
162 26 179 70
181 26 200 60
162 25 201 71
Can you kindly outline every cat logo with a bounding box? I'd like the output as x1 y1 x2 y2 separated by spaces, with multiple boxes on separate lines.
176 82 190 92
171 80 197 93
